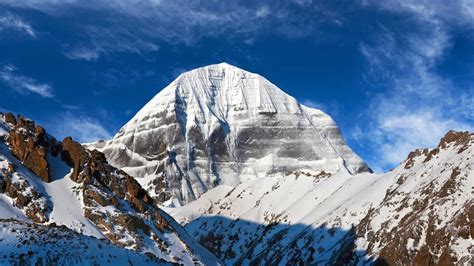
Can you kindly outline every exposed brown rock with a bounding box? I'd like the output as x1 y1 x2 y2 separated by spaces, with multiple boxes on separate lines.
1 171 50 223
4 112 17 126
438 130 473 153
83 186 119 208
7 115 51 182
404 131 472 169
61 137 89 183
404 149 423 169
360 168 472 265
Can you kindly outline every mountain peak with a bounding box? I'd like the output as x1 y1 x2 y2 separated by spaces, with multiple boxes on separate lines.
93 66 370 206
176 62 259 84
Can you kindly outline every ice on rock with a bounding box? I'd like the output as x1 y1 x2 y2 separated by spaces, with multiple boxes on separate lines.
91 63 370 206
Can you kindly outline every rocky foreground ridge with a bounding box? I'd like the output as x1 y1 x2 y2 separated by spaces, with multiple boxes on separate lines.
0 112 218 265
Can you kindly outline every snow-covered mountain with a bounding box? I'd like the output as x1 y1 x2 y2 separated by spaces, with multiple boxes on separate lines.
169 130 473 265
0 113 219 265
91 63 370 206
1 63 471 265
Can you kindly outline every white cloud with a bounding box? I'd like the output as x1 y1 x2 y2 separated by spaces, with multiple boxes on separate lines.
355 1 474 170
365 0 474 30
0 11 36 37
64 46 100 61
0 0 337 60
301 99 324 110
45 113 112 143
369 107 472 166
0 65 54 98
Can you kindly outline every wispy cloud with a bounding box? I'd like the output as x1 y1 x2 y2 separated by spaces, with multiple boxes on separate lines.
0 11 36 37
301 99 325 110
45 112 112 143
301 99 341 118
354 0 474 169
0 65 54 98
0 1 341 60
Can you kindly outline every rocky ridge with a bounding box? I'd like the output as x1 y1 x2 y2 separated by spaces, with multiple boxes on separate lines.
0 113 219 265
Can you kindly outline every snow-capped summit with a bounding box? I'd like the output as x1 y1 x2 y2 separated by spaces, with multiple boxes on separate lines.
92 63 370 206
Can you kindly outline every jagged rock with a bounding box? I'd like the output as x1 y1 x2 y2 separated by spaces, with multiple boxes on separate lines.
439 130 472 152
6 113 51 183
4 112 16 126
1 172 50 223
61 136 89 183
61 136 155 214
59 136 176 252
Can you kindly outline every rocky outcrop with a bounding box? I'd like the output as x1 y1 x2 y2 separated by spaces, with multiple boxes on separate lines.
58 136 196 259
5 113 59 182
61 137 89 183
0 160 51 223
61 137 155 214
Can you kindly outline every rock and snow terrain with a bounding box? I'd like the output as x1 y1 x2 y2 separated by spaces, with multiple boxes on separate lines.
0 113 219 265
1 63 472 265
91 63 370 206
169 130 473 265
0 218 160 265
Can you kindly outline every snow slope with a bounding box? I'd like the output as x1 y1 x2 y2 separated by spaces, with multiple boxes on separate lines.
0 218 164 265
170 131 474 265
0 141 103 237
91 63 370 206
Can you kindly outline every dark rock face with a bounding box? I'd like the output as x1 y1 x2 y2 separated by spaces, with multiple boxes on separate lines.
6 113 57 183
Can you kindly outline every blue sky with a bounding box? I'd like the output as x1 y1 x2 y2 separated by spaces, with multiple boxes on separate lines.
0 0 472 171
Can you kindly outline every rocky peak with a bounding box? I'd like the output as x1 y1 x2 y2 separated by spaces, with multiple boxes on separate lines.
404 130 473 169
438 130 472 151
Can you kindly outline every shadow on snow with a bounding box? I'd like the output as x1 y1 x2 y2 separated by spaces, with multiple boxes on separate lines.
185 215 388 265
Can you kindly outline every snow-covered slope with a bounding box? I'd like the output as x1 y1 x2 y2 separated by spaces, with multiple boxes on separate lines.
0 218 162 265
169 131 474 265
91 63 370 206
0 113 219 265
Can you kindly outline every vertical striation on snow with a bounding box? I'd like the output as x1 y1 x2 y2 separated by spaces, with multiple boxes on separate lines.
91 63 370 206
